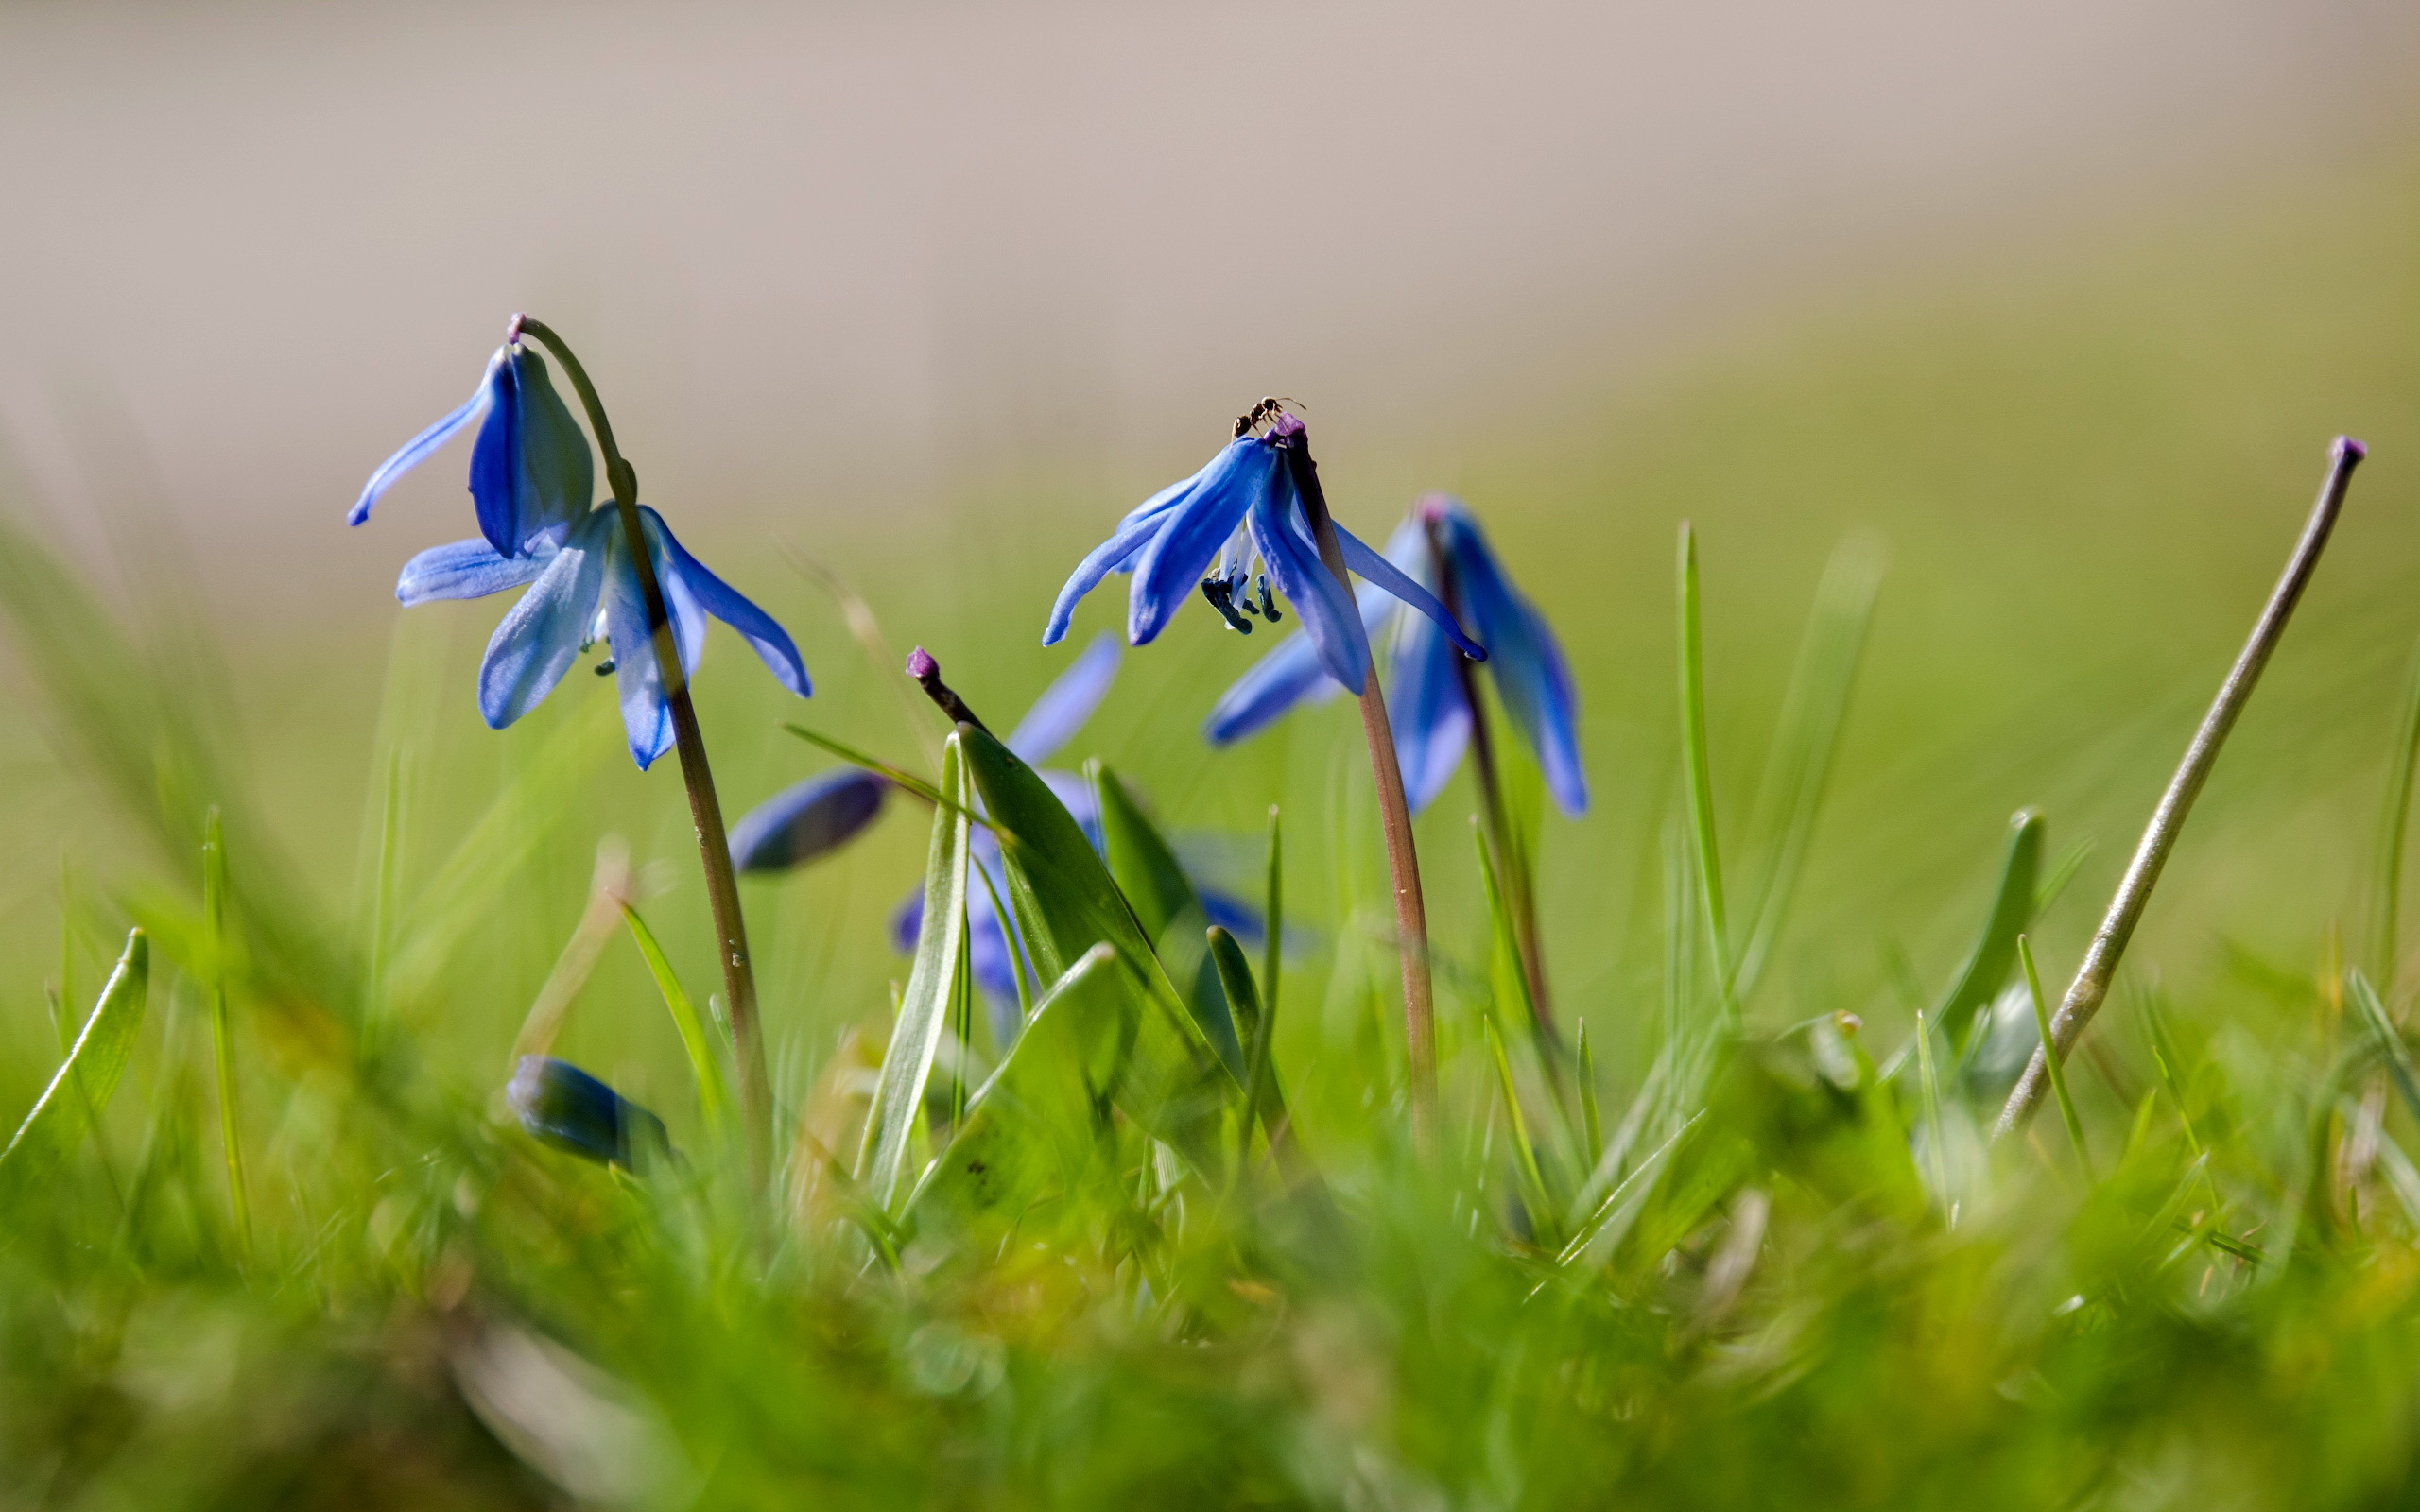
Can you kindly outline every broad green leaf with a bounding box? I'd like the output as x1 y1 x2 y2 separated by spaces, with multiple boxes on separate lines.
958 726 1236 1171
1091 762 1244 1077
860 733 972 1208
0 930 149 1206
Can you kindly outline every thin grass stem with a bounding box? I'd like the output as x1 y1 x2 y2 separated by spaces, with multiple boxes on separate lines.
1997 438 2365 1137
201 808 252 1260
2019 935 2092 1179
2372 638 2420 988
1677 523 1735 1024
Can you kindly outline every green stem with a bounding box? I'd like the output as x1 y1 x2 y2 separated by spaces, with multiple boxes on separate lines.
510 316 771 1189
1285 431 1437 1148
2373 638 2420 988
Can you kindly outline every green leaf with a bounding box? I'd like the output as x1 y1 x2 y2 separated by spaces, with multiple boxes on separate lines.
1091 761 1244 1077
958 725 1236 1171
2350 969 2420 1129
860 732 973 1208
1942 810 2045 1063
621 902 732 1149
0 930 149 1206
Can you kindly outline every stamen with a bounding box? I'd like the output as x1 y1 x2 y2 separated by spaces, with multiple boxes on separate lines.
594 658 617 676
1200 578 1254 634
1256 575 1282 623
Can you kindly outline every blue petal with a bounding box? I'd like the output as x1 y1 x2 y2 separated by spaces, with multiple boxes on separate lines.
467 349 524 557
1043 474 1198 645
1127 438 1279 645
1442 507 1588 814
475 511 611 730
396 537 549 606
599 516 679 769
1007 632 1120 765
1247 481 1369 694
1199 885 1264 948
1338 524 1487 662
729 768 890 873
508 347 594 553
645 507 811 698
349 352 496 527
1382 578 1475 815
1201 580 1387 745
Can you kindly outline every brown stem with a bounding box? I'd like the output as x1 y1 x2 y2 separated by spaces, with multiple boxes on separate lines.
1426 518 1560 1057
511 316 771 1189
906 646 993 734
1996 437 2364 1138
1285 436 1437 1148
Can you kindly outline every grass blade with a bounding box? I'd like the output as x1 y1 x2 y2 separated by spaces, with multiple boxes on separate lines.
2349 969 2420 1128
1483 1013 1558 1249
1576 1017 1603 1160
201 809 252 1259
1734 533 1884 1001
860 732 972 1207
0 930 149 1205
1676 521 1731 1005
621 903 733 1148
2019 935 2092 1179
1912 1006 1951 1215
1941 811 2045 1062
2373 637 2420 986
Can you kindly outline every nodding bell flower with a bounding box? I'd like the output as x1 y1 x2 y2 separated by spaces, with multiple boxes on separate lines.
507 1056 669 1169
350 339 595 558
1044 409 1485 693
1206 495 1587 817
393 502 810 769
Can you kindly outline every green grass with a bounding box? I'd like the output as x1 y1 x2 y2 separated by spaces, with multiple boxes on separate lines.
0 151 2417 1506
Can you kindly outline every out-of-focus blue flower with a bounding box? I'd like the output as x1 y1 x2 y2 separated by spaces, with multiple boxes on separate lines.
1206 495 1586 816
507 1056 669 1169
395 503 810 769
351 341 595 558
1044 412 1484 694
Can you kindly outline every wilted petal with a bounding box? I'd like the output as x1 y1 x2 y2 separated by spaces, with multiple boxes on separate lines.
397 537 550 606
476 512 611 730
1007 632 1120 765
507 1056 667 1168
349 351 497 527
1044 476 1195 645
646 508 811 699
729 768 890 873
1248 485 1369 694
1128 439 1280 645
1442 508 1588 815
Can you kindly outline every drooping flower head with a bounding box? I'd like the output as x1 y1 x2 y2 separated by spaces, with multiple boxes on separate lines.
1044 407 1486 691
394 504 810 769
350 335 595 558
507 1056 670 1169
1207 494 1586 816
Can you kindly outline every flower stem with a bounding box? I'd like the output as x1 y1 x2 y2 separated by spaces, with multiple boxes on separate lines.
510 316 772 1189
1426 520 1560 1058
1284 435 1438 1148
1995 437 2364 1139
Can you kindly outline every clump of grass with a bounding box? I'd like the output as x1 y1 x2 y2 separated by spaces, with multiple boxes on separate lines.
1 401 2416 1512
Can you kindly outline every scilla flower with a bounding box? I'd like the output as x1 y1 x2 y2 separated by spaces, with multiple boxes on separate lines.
508 1056 669 1169
1044 410 1485 689
1207 495 1586 816
350 339 594 558
394 503 810 769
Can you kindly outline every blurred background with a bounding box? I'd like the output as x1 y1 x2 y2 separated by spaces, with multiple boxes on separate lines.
1 0 2416 1114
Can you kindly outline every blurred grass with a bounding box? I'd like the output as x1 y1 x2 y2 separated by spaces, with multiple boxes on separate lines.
0 146 2414 1504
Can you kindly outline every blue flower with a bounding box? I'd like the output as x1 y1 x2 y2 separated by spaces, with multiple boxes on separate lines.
507 1056 669 1169
395 503 810 769
1206 495 1586 816
1044 412 1485 692
350 339 595 558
